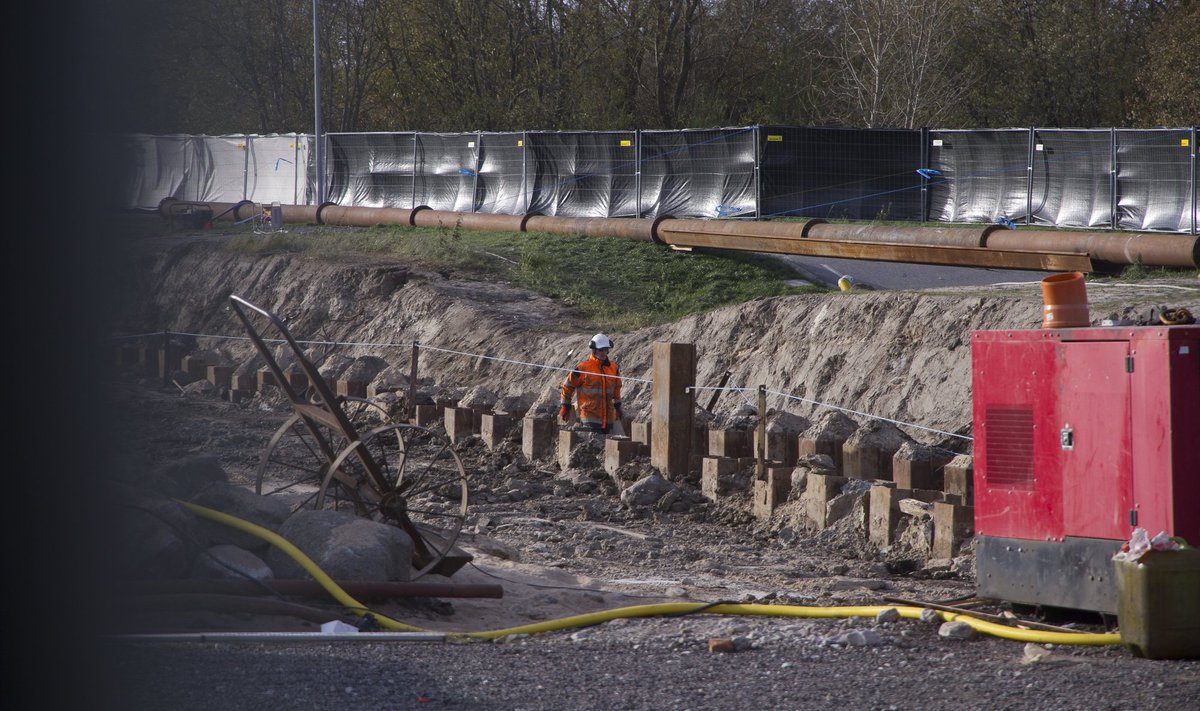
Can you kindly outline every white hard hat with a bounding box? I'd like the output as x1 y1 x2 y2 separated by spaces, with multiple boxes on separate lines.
590 333 613 350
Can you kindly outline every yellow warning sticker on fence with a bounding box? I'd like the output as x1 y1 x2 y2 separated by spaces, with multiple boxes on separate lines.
1183 138 1191 147
517 139 524 147
620 139 632 147
237 143 246 150
767 135 783 142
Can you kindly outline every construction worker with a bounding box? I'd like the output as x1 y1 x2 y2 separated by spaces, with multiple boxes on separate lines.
560 333 623 433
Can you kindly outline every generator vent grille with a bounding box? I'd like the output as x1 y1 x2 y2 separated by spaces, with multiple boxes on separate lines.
984 406 1035 489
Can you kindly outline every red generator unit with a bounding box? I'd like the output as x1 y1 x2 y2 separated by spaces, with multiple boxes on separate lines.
970 324 1200 613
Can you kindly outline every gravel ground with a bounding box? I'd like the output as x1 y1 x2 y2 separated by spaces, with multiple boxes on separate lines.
82 376 1200 710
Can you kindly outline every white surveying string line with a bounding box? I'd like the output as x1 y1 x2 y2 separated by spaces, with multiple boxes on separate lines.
418 343 653 384
110 330 653 384
689 385 972 442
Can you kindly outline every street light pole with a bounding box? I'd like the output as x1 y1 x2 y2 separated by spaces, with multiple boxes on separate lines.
312 0 325 205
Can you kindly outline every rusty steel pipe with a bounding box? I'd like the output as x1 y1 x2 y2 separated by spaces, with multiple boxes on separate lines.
524 214 659 241
411 209 530 232
806 222 997 248
170 201 1196 269
657 220 1094 272
319 204 418 227
985 229 1199 269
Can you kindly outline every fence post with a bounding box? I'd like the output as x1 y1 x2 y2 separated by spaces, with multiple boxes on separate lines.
756 384 766 480
1192 126 1197 236
522 131 530 215
752 125 762 220
635 129 642 218
407 341 419 422
1110 127 1118 231
472 131 481 213
920 127 930 223
242 134 250 202
1026 127 1035 225
411 132 419 210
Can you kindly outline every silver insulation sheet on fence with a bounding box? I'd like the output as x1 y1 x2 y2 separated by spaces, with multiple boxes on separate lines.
123 127 1196 233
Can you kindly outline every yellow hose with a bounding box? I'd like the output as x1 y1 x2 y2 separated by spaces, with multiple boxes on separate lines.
177 500 1120 646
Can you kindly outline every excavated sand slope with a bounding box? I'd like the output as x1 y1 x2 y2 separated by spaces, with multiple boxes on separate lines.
117 235 1198 449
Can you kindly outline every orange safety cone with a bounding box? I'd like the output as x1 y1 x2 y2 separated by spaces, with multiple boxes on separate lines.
1041 272 1090 328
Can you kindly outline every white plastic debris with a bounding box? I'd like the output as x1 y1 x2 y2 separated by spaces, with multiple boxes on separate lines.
1113 527 1182 562
320 620 360 635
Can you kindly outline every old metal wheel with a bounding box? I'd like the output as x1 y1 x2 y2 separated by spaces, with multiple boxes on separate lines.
316 423 469 579
254 395 394 510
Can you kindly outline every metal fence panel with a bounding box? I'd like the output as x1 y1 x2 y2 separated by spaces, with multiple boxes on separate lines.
759 126 923 221
928 129 1031 224
327 132 417 207
639 128 756 218
526 131 638 217
476 132 530 215
1030 129 1113 228
1116 129 1195 233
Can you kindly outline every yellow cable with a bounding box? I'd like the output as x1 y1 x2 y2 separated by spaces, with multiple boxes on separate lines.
177 500 1120 646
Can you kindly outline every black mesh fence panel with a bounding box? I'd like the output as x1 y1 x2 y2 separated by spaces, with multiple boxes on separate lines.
1116 129 1196 233
929 130 1031 224
759 126 923 221
1030 130 1113 228
640 128 756 218
526 132 637 217
327 133 417 207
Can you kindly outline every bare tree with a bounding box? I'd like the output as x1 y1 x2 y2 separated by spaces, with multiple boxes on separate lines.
820 0 971 128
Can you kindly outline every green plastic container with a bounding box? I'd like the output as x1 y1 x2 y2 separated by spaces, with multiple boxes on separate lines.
1114 547 1200 659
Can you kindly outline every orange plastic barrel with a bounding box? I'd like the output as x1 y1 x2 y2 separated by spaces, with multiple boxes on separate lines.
1041 272 1090 328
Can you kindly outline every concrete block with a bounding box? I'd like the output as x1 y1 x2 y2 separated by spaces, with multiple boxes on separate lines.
181 354 213 379
558 429 582 471
708 429 752 458
754 430 798 467
701 456 737 500
444 407 476 443
256 367 278 390
944 460 974 505
521 417 556 461
797 436 847 475
842 443 899 481
604 438 648 476
230 373 257 393
752 466 794 520
480 414 514 450
158 345 185 380
413 404 440 427
803 473 847 530
631 421 652 446
868 485 944 548
893 450 954 491
284 371 309 394
206 365 233 390
933 501 974 559
336 378 368 399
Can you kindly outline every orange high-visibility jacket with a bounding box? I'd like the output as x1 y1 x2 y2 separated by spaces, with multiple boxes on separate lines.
560 354 621 429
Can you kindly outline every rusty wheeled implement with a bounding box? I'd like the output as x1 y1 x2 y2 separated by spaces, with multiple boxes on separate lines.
228 294 471 578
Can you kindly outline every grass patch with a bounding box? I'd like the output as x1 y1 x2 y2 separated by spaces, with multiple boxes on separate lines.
222 220 823 330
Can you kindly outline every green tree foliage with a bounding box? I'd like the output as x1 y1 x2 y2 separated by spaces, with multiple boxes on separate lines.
124 0 1193 133
1131 0 1200 126
954 0 1162 127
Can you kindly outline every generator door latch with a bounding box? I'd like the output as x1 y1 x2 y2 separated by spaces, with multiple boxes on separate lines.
1060 425 1074 450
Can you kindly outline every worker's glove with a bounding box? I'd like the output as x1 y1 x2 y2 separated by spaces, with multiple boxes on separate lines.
614 403 624 419
559 404 571 422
